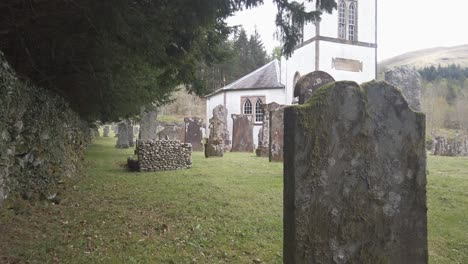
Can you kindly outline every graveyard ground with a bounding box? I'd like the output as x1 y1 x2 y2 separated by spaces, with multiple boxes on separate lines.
0 136 467 263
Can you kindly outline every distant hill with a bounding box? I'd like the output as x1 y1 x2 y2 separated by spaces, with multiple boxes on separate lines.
378 44 468 73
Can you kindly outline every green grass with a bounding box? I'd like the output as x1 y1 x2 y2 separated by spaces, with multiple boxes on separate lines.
0 137 467 263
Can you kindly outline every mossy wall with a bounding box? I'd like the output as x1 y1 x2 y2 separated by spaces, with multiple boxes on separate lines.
0 51 91 205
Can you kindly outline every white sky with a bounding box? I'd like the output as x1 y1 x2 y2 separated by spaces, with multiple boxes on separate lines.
227 0 468 61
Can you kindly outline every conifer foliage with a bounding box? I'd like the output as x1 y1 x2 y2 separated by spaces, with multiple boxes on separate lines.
0 0 336 121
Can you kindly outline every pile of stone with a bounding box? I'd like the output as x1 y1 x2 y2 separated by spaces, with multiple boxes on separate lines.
431 135 468 156
205 105 229 157
131 140 192 172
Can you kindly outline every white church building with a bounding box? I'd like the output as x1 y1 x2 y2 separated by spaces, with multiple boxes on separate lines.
206 0 377 147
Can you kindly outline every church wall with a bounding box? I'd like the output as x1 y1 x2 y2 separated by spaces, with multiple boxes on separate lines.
206 88 286 148
280 43 316 105
319 41 376 83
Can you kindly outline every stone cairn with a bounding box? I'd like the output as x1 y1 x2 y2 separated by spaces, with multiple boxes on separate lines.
115 122 130 148
284 81 427 263
103 126 110 137
431 135 468 156
129 140 192 172
231 114 254 152
385 66 423 111
184 117 203 151
205 105 229 158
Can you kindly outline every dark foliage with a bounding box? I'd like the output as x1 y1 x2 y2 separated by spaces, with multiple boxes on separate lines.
419 64 468 82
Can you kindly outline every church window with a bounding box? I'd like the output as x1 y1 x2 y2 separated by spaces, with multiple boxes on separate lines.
338 1 346 39
348 2 356 41
255 99 264 122
243 99 252 115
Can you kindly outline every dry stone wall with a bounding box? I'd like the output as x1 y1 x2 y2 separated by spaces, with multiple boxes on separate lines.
284 81 427 263
0 51 91 206
135 140 192 172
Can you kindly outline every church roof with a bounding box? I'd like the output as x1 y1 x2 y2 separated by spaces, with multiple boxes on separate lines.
206 59 284 97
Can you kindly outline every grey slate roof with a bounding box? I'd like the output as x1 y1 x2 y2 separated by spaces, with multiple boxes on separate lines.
206 59 284 97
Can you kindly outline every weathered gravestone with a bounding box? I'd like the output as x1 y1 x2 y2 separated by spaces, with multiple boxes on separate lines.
231 114 254 152
103 126 110 137
269 105 285 162
112 124 118 137
385 66 422 111
133 125 140 139
127 120 134 147
294 71 335 104
115 122 130 148
284 81 427 263
158 124 184 141
205 105 229 157
256 102 282 157
431 134 468 156
184 117 203 151
139 107 159 140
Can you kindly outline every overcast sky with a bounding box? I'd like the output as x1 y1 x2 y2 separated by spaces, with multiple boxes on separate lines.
227 0 468 61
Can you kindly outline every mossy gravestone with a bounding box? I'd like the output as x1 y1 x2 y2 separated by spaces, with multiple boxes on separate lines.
284 81 427 263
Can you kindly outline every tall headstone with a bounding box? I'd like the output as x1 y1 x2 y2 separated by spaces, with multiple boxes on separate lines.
205 105 228 157
231 114 254 152
140 106 159 140
184 117 203 151
158 124 183 140
127 120 134 147
294 71 335 104
385 66 423 111
284 81 427 263
115 122 130 148
103 126 110 137
269 106 285 162
256 102 281 157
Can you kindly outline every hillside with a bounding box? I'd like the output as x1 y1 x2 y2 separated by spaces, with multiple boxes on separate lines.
379 44 468 73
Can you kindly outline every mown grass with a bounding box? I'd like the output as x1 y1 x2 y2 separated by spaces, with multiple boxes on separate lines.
0 136 467 263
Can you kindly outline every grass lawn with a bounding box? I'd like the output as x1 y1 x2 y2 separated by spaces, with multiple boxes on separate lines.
1 136 467 263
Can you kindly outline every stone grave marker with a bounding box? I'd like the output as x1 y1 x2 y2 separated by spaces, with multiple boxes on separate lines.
205 105 228 157
184 117 203 151
103 126 110 137
284 81 427 263
294 71 335 104
269 105 285 162
140 107 158 140
256 102 281 157
385 66 422 111
231 114 254 152
115 122 130 148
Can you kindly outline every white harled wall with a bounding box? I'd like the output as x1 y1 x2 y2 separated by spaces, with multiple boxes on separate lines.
206 88 286 148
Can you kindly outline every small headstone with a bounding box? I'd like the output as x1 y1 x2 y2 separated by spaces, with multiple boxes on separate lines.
294 71 335 104
269 105 285 162
431 134 468 156
284 81 427 263
140 107 159 140
205 105 228 157
115 122 130 148
184 117 203 151
385 66 423 111
103 126 110 137
231 114 254 152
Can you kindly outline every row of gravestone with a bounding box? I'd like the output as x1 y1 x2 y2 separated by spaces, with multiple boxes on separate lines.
431 134 468 156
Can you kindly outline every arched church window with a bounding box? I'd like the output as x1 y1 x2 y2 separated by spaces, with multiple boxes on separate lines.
348 2 356 41
243 99 252 115
338 1 346 39
255 99 264 122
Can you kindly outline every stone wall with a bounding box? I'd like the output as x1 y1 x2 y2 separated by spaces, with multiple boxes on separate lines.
284 81 427 263
0 51 91 206
134 140 192 172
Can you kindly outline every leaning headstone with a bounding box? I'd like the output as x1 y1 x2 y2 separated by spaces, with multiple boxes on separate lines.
103 126 110 137
256 102 281 157
184 117 203 151
294 71 335 104
205 105 228 157
269 106 285 162
140 106 159 140
284 81 427 263
231 114 254 152
385 66 422 111
115 122 130 148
